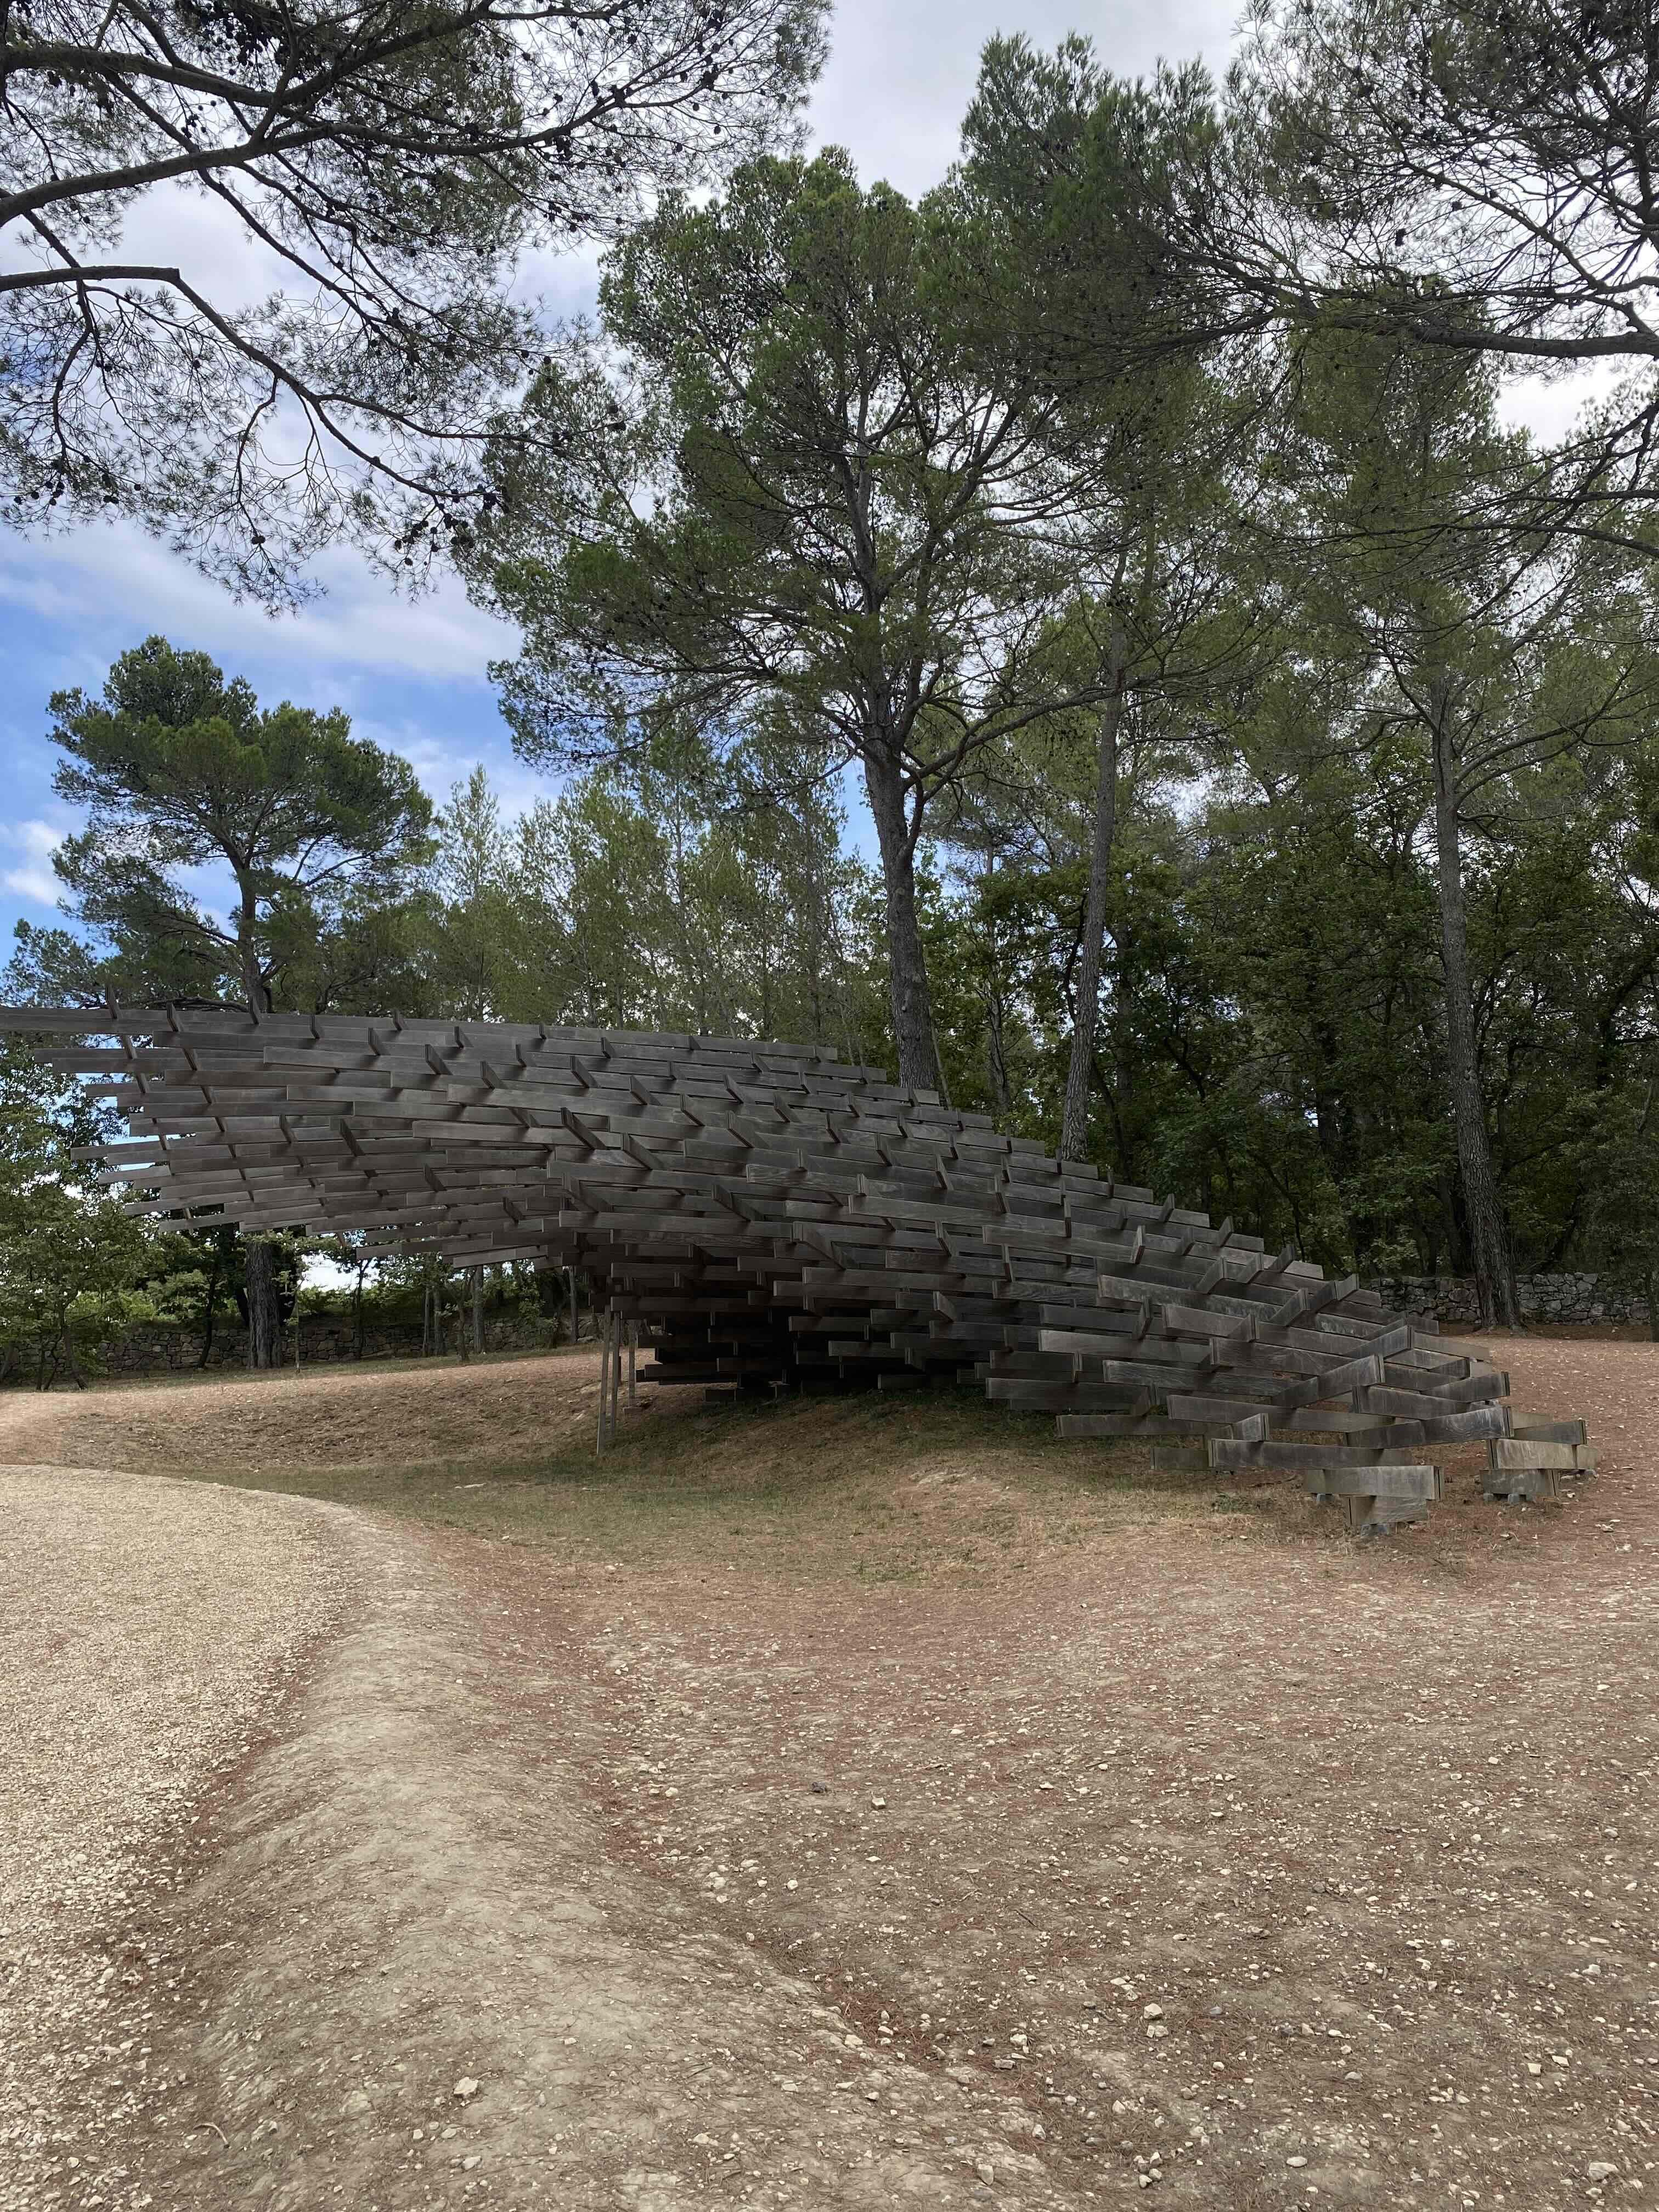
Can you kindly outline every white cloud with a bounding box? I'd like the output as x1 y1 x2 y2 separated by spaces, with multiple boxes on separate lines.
0 518 517 695
345 712 552 819
0 818 66 907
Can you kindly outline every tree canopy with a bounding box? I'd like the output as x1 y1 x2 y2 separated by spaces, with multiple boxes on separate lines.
0 0 828 600
26 634 433 1014
469 147 1195 1088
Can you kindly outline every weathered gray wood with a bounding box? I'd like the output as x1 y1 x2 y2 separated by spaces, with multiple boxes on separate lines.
1 1002 1583 1524
1210 1438 1434 1475
1483 1466 1564 1503
1508 1417 1588 1445
1489 1438 1596 1472
1293 1465 1441 1500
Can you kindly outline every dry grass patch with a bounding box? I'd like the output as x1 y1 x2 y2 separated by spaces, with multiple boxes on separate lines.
0 1345 1367 1589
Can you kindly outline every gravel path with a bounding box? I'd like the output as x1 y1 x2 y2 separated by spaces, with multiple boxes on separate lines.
0 1465 352 2212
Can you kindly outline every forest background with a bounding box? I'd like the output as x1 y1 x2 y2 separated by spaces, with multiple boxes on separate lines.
4 0 1659 1382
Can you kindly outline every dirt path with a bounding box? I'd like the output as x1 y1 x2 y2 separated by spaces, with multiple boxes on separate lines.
4 1334 1655 2211
0 1465 351 2212
25 1494 1099 2212
512 1330 1658 2212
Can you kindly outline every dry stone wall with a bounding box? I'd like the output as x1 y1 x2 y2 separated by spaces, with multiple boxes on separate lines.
1371 1274 1651 1327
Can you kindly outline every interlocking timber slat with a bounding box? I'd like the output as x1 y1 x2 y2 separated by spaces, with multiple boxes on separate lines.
1 1004 1588 1527
1482 1417 1595 1502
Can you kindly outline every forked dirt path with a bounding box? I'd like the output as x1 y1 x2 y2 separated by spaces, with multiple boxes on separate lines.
1 1430 1088 2211
3 1334 1656 2212
134 1505 1105 2212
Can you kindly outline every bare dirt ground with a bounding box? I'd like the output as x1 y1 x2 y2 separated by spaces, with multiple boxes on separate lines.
1 1335 1654 2212
0 1465 350 2212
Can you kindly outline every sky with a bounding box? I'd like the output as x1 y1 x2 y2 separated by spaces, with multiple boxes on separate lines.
0 0 1257 962
0 0 1596 961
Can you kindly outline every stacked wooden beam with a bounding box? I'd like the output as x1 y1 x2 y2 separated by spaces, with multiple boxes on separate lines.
1485 1419 1596 1503
1 1005 1582 1531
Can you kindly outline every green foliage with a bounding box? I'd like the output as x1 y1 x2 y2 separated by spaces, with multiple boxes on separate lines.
411 744 885 1049
12 35 1659 1325
0 1039 153 1386
468 145 1169 1084
28 636 435 1015
917 713 1659 1284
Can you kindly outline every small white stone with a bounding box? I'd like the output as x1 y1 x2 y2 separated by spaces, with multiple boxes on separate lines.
453 2076 480 2101
1286 2155 1308 2168
871 1796 888 1809
1143 2003 1164 2019
975 2157 996 2184
1588 2164 1618 2183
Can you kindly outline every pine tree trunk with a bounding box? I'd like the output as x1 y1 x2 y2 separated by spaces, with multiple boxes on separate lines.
1060 633 1128 1162
472 1266 484 1354
863 748 941 1094
198 1238 222 1368
232 865 273 1018
244 1237 284 1368
1430 705 1519 1328
986 963 1013 1120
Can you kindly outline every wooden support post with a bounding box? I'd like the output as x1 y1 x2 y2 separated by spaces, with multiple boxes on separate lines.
610 1310 623 1438
627 1320 637 1409
596 1314 611 1455
569 1266 578 1348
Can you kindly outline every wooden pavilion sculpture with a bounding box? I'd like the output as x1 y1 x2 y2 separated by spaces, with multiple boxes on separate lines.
4 1005 1588 1531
